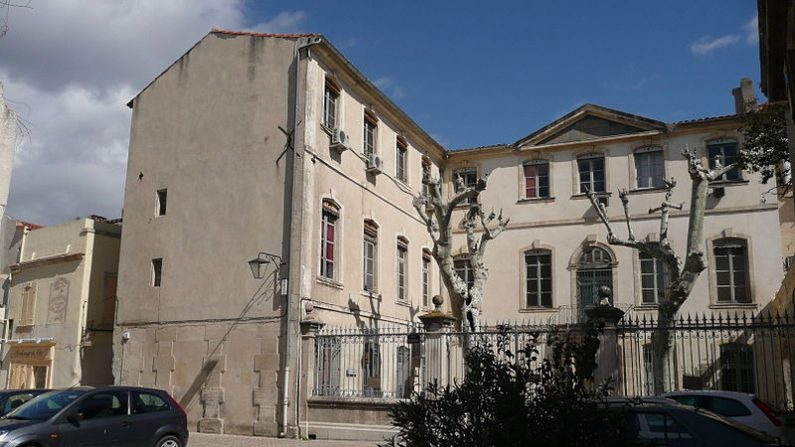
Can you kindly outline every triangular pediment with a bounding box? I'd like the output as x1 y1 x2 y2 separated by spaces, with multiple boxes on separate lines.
515 104 668 147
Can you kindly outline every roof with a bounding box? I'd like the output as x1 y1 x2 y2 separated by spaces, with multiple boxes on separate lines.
210 29 321 39
674 113 738 126
15 220 43 230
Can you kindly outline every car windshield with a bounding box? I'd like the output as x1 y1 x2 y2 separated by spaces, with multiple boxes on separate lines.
6 390 86 421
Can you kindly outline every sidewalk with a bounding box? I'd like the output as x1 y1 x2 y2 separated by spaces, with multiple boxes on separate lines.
188 433 382 447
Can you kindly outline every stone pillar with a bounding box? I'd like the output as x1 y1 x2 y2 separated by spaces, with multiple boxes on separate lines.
585 301 625 388
296 302 324 439
418 296 456 390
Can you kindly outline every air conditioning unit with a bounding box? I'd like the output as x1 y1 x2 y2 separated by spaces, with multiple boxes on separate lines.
330 129 350 152
366 154 383 174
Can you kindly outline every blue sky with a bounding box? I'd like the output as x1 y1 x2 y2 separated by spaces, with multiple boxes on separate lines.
250 1 760 149
1 1 760 224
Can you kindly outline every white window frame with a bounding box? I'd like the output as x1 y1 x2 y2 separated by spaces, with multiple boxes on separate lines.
577 154 606 194
634 147 665 189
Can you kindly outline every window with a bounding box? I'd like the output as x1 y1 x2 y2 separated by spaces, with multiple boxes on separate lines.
454 257 474 291
634 147 665 189
19 284 36 326
363 111 377 157
422 250 432 308
523 161 550 199
320 200 339 280
396 237 408 301
640 253 667 305
642 345 655 396
635 412 695 444
525 249 552 308
156 189 167 216
453 167 478 204
577 154 605 193
421 156 432 196
576 247 613 306
396 138 408 182
713 238 750 303
363 220 378 291
151 258 163 288
720 344 754 393
78 391 129 420
323 78 340 129
707 139 741 181
5 319 13 340
132 392 170 414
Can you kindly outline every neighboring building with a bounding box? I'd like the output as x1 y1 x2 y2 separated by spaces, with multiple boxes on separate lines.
759 0 795 213
114 29 789 439
115 30 444 438
2 217 120 389
0 81 18 346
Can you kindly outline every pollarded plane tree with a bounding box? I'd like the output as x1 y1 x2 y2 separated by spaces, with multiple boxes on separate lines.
413 170 509 334
586 147 736 393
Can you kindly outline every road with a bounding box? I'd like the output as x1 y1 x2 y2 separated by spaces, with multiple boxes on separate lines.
188 432 382 447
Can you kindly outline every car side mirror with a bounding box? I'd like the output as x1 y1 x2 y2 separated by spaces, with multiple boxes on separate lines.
67 412 84 426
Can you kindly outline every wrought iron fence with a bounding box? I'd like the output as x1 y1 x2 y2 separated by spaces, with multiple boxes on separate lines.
313 310 795 411
617 310 795 411
312 321 555 399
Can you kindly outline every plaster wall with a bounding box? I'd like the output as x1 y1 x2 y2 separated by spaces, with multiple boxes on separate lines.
445 123 785 322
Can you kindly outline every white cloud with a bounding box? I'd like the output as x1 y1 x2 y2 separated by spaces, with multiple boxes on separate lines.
1 1 306 225
743 14 759 44
689 34 741 55
689 14 759 56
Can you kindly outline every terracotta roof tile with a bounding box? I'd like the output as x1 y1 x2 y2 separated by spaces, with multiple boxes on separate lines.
211 28 321 39
674 113 738 125
15 220 43 230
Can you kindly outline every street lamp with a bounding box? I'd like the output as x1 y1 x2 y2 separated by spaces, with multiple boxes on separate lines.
248 252 283 279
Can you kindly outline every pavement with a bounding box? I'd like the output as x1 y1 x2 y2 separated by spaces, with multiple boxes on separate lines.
188 432 382 447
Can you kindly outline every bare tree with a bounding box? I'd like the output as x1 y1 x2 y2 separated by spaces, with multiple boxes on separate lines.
413 171 509 334
586 147 736 393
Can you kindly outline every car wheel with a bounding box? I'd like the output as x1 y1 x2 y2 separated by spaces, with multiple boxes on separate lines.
156 435 182 447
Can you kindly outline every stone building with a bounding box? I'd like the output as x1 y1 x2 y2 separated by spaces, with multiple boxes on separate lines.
114 29 790 439
2 217 120 389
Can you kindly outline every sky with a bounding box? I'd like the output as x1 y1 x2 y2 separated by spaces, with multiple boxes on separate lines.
0 0 760 225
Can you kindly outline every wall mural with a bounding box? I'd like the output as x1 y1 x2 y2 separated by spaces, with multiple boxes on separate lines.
47 277 70 323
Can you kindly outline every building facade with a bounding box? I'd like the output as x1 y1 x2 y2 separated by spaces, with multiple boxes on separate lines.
2 217 120 389
114 30 790 439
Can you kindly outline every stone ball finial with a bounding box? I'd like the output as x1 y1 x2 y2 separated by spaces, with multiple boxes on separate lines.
597 285 613 305
304 301 315 314
431 295 443 310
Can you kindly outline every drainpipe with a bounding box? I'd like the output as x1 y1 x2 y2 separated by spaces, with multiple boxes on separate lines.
282 36 322 437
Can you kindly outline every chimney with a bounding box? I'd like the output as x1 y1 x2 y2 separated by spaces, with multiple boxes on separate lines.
732 77 758 115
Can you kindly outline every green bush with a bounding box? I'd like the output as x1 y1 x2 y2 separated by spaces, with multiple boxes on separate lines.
386 325 630 447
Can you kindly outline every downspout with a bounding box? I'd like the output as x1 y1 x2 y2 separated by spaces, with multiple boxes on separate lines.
282 36 322 437
76 219 96 386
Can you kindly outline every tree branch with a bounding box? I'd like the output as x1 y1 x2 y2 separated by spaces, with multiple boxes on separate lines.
617 189 634 241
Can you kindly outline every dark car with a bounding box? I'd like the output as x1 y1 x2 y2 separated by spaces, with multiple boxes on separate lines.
610 400 784 446
0 386 188 447
0 390 49 417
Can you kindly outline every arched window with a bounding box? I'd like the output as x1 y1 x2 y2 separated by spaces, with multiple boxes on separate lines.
320 199 340 280
576 246 613 306
713 238 750 303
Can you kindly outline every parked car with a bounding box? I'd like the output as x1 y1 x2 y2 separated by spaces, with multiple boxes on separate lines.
0 386 188 447
608 399 784 446
664 390 785 440
0 390 49 417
